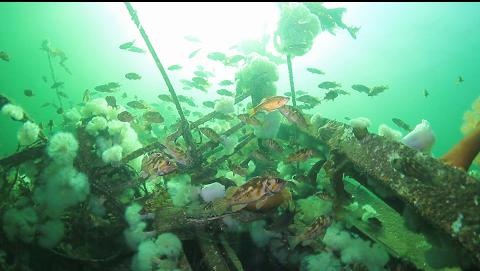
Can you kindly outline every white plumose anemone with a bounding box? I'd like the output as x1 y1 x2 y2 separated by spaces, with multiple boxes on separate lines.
81 98 109 118
378 124 402 141
64 108 82 125
86 116 108 136
349 117 371 129
17 121 40 145
102 145 123 163
47 132 79 165
2 103 24 120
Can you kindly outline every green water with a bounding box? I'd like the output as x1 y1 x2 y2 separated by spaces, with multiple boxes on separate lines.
1 3 479 271
1 2 479 157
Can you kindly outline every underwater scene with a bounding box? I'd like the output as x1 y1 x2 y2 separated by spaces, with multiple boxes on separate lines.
1 2 480 271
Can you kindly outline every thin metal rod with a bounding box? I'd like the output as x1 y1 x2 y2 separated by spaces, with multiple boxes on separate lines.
124 2 197 160
286 55 296 107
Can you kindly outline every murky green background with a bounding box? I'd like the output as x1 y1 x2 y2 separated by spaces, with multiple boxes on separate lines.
1 2 479 162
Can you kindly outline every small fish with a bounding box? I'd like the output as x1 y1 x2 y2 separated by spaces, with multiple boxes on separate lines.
157 94 173 103
47 120 54 132
184 35 201 43
278 105 309 129
127 46 146 54
0 51 9 62
368 85 388 96
392 118 412 132
164 144 190 166
119 40 135 50
189 48 201 59
225 176 288 212
226 55 245 65
207 52 227 62
24 89 34 97
227 160 248 176
105 96 117 108
41 102 51 108
83 89 90 102
297 95 320 106
351 84 371 94
423 89 429 97
95 82 120 93
298 104 315 110
107 82 121 89
323 90 338 101
194 70 214 78
51 82 64 89
199 127 223 143
219 80 234 86
192 84 208 92
216 89 234 97
143 111 164 123
122 92 128 99
306 67 324 75
140 151 177 178
127 100 148 110
251 150 269 161
125 72 142 80
192 76 209 86
284 90 308 97
178 95 196 107
57 91 69 98
250 96 290 116
334 89 350 95
56 108 64 114
203 101 215 108
180 79 195 88
285 148 317 163
264 168 281 178
238 114 261 126
167 64 182 71
457 76 464 84
118 111 134 122
289 215 332 249
42 76 48 83
318 81 341 89
263 138 284 153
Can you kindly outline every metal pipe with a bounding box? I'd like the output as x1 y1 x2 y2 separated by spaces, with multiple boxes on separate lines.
124 2 197 162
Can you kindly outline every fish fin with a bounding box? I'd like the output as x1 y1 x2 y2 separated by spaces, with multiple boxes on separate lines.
231 203 248 212
255 198 269 210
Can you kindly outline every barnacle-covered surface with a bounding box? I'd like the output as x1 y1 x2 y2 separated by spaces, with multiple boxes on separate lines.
315 118 480 265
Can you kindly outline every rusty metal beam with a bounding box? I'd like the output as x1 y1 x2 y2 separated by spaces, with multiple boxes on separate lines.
309 118 480 265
